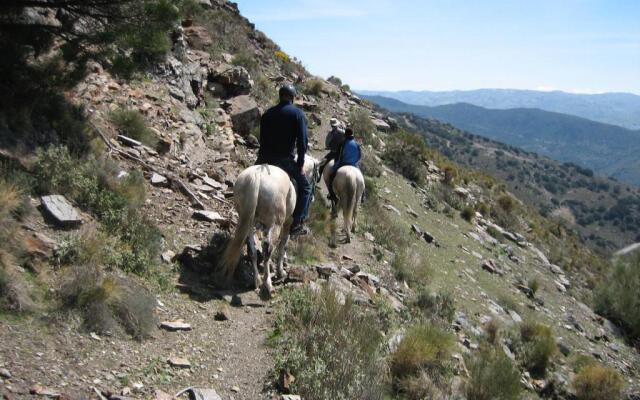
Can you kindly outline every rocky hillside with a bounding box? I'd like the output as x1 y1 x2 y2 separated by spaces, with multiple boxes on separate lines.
363 107 640 254
0 1 639 400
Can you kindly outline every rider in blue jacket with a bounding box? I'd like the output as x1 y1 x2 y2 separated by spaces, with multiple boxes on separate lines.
327 127 361 202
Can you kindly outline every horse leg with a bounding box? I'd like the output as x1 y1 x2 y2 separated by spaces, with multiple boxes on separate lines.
329 209 338 248
247 234 261 289
351 201 358 234
260 229 274 298
342 198 351 243
274 223 291 279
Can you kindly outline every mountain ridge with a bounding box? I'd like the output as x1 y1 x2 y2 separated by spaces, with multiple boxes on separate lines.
358 88 640 129
363 95 640 186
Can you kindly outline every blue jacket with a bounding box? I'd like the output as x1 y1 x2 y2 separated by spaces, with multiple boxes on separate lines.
335 136 361 170
257 101 308 170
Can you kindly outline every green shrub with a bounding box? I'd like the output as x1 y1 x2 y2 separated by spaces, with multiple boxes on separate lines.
497 194 516 214
465 348 521 400
436 185 464 211
303 79 324 96
442 165 457 186
413 286 455 323
109 108 158 147
572 363 624 400
461 206 475 222
383 131 430 184
595 257 640 339
272 286 387 400
60 265 157 339
349 108 376 145
518 321 557 377
232 50 258 74
359 147 382 178
483 319 501 345
252 73 277 106
33 146 161 275
527 277 540 297
327 76 342 86
390 324 454 399
392 246 428 283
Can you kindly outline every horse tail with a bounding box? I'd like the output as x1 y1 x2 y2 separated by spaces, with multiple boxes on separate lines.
343 172 358 230
220 168 260 276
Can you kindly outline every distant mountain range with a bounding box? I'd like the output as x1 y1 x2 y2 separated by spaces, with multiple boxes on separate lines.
358 89 640 130
361 95 640 186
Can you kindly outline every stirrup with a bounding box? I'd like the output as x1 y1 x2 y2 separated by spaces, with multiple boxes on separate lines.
290 224 310 237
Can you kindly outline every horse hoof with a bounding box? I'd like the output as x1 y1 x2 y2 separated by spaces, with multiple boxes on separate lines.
260 284 274 300
329 242 337 249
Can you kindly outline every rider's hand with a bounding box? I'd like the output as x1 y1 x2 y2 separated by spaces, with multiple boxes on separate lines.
300 167 305 176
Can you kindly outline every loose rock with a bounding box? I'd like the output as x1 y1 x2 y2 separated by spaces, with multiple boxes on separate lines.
40 195 82 227
160 320 192 331
167 357 191 368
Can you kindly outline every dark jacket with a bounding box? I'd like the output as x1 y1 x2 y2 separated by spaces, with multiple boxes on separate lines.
257 101 308 170
325 126 345 153
335 136 361 168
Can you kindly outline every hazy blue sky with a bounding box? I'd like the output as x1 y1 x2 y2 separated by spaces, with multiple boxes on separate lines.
234 0 640 94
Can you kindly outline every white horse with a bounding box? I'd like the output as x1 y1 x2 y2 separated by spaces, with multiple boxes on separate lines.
219 164 295 296
322 160 365 247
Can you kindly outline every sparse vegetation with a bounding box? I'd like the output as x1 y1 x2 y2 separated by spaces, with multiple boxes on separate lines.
359 147 382 177
413 286 455 323
59 265 157 339
461 205 475 222
303 79 324 96
349 108 376 146
384 131 430 183
110 108 158 148
390 324 454 400
232 50 259 74
527 277 540 297
274 50 290 63
0 180 34 313
595 256 640 339
572 363 624 400
392 246 430 284
517 321 557 377
33 146 161 275
271 286 387 400
465 347 521 400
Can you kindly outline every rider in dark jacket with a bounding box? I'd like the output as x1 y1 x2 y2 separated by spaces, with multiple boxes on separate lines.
318 118 345 179
327 127 361 202
256 84 312 236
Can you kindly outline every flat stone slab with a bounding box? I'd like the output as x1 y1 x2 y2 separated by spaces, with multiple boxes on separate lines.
160 319 192 331
150 173 168 187
40 195 82 226
192 210 227 224
167 357 191 368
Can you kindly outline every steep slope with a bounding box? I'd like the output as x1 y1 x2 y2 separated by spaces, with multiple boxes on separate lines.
363 95 640 186
0 1 639 400
358 88 640 129
366 105 640 252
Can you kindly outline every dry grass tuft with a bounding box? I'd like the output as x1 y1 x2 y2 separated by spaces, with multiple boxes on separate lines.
60 265 157 339
390 324 454 399
518 321 557 377
465 347 521 400
572 363 624 400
